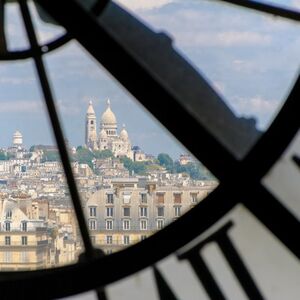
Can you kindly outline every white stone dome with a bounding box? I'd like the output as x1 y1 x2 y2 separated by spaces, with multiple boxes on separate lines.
14 130 22 138
13 130 23 146
120 124 129 140
99 129 107 139
101 99 117 125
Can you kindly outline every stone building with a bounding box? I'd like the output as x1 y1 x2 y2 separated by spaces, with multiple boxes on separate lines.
85 99 133 159
84 178 217 254
0 198 51 271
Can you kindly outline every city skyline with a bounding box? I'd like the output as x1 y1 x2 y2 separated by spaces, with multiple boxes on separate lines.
0 96 190 160
1 0 300 158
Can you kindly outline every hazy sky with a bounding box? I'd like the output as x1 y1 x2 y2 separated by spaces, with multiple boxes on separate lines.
1 0 300 159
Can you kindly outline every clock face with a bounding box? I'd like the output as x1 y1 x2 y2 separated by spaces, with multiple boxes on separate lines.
1 0 300 299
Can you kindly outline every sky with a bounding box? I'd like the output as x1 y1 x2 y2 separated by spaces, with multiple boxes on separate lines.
1 0 300 159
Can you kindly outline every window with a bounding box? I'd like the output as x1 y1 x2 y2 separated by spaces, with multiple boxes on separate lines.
5 222 10 232
106 235 112 244
106 249 113 255
123 207 130 217
157 206 164 217
123 235 130 245
191 193 198 203
157 193 165 204
140 220 147 230
21 236 28 245
140 207 148 217
174 193 182 204
123 219 130 230
21 221 27 232
6 210 12 219
106 207 114 217
174 206 181 217
157 219 164 229
5 236 11 245
89 219 96 230
106 220 113 230
89 206 96 217
107 193 114 204
90 120 94 125
141 193 147 203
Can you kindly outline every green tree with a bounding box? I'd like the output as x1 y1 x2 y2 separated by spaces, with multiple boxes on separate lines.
41 151 60 162
120 157 147 175
120 157 134 174
157 153 174 172
94 149 114 159
75 147 94 169
173 161 214 180
0 151 7 160
132 162 147 175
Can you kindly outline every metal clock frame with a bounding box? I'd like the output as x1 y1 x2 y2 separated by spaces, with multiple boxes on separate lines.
0 0 299 298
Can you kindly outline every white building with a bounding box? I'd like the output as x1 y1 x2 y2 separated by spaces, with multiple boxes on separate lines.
13 130 23 147
85 99 133 159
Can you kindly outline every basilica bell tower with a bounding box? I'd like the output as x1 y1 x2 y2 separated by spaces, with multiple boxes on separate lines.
85 101 97 150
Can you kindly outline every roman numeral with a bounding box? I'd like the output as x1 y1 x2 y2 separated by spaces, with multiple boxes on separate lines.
154 221 264 300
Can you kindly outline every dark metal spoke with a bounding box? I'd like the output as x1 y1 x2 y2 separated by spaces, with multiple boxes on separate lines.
18 0 95 260
0 33 72 60
243 75 300 180
0 0 7 54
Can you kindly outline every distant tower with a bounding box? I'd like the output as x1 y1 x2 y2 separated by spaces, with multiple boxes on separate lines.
13 130 23 147
85 101 97 150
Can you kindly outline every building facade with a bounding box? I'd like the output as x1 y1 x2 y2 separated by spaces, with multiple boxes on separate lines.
84 178 217 254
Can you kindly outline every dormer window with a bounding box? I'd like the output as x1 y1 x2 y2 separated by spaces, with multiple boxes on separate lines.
5 222 11 232
140 192 147 203
21 221 27 232
6 210 12 219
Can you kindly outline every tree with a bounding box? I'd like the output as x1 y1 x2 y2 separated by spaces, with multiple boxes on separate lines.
74 147 94 169
0 151 7 161
132 162 147 175
157 153 174 172
173 161 214 180
120 157 134 174
94 149 114 159
41 151 60 162
120 157 147 175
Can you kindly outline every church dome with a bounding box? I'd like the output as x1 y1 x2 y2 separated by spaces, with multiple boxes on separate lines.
120 124 129 140
13 130 23 146
14 130 22 138
86 100 95 115
99 129 107 139
101 99 117 124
